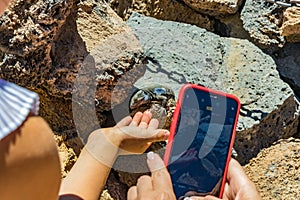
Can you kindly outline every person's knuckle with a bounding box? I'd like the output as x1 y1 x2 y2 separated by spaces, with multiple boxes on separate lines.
128 186 136 193
137 175 151 183
153 169 168 178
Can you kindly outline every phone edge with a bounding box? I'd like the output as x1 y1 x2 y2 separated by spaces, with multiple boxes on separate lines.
163 83 241 198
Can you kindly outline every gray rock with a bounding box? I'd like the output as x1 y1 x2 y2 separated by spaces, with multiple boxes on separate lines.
240 0 286 49
127 12 292 132
126 13 300 167
274 43 300 99
235 95 300 164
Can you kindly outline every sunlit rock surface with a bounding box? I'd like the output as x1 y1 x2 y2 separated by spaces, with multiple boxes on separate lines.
127 13 299 165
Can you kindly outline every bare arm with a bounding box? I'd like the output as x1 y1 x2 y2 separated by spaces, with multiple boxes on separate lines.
59 111 169 200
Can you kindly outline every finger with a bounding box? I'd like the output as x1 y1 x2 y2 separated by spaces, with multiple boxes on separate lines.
144 129 169 142
227 159 261 199
116 116 132 127
127 186 138 200
136 175 153 194
139 110 152 128
130 112 143 127
186 149 193 157
191 149 197 157
223 182 230 198
227 158 251 186
148 118 159 129
147 152 173 189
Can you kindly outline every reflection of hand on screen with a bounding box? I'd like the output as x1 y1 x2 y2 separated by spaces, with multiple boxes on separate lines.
173 147 199 165
200 151 222 177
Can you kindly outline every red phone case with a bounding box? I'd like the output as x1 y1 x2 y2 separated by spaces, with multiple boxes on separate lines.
164 83 241 198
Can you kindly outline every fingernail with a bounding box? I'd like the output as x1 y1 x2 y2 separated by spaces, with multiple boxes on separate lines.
164 130 170 138
147 151 155 160
184 197 191 200
145 110 152 116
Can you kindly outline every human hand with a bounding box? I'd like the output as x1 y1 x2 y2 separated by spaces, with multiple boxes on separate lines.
114 111 170 155
186 158 262 200
127 152 176 200
61 112 171 199
87 111 169 157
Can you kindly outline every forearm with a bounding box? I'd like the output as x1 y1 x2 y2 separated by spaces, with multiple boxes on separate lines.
59 112 168 199
59 129 120 200
59 148 116 199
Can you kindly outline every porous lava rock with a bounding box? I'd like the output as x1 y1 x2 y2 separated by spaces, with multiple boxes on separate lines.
182 0 243 15
109 0 214 30
0 0 145 141
127 13 300 165
244 138 300 199
240 0 286 49
281 7 300 42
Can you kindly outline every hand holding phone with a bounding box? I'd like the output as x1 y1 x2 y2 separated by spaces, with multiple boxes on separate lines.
187 159 262 200
127 155 262 200
164 84 240 199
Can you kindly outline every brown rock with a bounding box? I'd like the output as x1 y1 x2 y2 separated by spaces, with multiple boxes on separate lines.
235 95 300 165
0 1 147 198
183 0 242 15
109 0 214 31
0 0 145 138
55 135 78 178
244 138 300 200
281 7 300 42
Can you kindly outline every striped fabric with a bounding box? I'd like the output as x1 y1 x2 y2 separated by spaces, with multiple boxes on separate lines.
0 79 39 140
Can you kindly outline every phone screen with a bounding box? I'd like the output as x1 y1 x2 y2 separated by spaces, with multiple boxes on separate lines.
166 86 239 199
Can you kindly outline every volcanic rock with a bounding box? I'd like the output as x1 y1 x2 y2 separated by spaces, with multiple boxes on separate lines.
0 0 144 140
281 7 300 42
127 13 299 165
182 0 243 15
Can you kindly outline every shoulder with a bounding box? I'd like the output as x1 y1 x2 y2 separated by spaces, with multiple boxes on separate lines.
0 79 40 139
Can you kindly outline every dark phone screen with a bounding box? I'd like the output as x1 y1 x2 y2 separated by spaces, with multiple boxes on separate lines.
167 87 239 199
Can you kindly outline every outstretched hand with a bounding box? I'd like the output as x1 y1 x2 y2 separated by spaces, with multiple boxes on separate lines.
127 152 176 200
85 111 170 166
114 111 169 155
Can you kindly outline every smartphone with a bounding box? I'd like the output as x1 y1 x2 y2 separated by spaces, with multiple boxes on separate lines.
164 84 240 199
